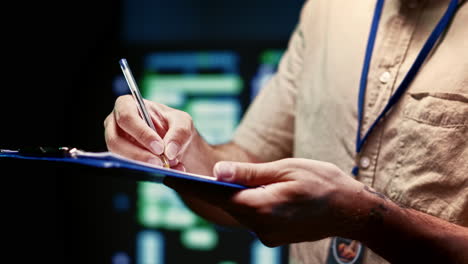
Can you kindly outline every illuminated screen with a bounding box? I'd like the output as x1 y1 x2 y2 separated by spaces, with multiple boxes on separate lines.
141 51 243 144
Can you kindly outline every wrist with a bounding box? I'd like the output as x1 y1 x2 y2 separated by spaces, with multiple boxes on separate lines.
329 182 387 241
338 186 468 263
182 131 218 175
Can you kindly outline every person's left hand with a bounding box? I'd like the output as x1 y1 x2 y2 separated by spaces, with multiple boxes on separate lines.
165 158 368 247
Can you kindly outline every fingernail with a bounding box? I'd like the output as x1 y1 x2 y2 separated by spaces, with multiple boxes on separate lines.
168 158 179 167
150 141 164 155
148 157 163 167
166 142 179 160
215 162 235 182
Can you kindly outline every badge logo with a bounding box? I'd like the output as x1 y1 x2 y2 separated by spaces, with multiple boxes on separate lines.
327 237 364 264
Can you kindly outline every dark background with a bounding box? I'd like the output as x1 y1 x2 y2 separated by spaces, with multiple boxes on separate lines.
2 0 304 150
1 0 304 263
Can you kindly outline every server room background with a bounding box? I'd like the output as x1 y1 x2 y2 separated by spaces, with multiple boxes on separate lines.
1 0 304 263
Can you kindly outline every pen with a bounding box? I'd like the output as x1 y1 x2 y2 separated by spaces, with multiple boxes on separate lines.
119 58 170 168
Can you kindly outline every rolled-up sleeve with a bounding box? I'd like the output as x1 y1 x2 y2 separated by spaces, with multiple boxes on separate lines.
232 7 308 162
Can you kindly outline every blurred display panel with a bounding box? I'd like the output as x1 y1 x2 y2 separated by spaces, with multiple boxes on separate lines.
250 50 284 100
109 50 285 264
141 51 242 144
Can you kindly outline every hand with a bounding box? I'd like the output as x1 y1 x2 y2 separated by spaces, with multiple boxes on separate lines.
104 95 200 171
165 158 366 247
166 158 468 264
213 158 366 246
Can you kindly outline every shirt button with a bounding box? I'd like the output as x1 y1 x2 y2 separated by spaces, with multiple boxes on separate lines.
360 156 371 169
379 71 391 84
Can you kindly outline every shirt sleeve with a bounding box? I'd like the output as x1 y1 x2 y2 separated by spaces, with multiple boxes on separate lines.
232 6 308 162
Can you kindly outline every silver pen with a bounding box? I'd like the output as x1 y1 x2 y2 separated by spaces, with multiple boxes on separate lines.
119 58 170 168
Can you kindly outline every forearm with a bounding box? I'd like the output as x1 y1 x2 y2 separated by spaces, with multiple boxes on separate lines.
213 141 261 163
346 186 468 264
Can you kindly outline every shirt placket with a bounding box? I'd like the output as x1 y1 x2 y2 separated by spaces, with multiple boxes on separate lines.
356 0 424 188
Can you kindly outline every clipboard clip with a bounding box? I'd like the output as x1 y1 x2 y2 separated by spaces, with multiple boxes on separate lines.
11 146 79 158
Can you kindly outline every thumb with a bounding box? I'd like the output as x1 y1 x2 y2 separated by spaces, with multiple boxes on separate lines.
213 161 278 187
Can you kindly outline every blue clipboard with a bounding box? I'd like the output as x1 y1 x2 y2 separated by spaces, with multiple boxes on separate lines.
0 147 247 190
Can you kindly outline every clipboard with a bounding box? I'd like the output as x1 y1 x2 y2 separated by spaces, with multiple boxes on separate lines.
0 147 247 190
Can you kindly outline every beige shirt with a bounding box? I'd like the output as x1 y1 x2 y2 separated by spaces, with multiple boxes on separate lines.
233 0 468 263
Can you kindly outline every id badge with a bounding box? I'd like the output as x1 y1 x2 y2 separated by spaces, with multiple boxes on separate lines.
326 237 365 264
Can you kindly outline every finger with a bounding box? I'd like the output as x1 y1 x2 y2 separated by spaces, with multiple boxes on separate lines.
159 109 195 160
105 113 165 167
168 158 180 168
144 99 169 133
114 95 165 155
111 135 165 167
171 163 185 172
213 161 287 187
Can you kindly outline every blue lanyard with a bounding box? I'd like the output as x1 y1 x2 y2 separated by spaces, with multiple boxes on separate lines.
352 0 459 176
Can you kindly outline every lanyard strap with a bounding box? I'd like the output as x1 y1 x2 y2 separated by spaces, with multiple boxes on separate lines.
353 0 459 176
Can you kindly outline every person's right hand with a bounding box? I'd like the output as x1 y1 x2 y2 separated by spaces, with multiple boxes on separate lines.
104 95 199 171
